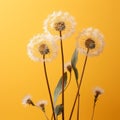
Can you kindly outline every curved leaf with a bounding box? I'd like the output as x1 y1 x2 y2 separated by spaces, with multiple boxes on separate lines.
54 72 67 104
73 67 78 83
71 48 79 83
71 48 78 66
55 104 63 116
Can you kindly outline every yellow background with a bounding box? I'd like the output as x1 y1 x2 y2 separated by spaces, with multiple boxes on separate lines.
0 0 120 120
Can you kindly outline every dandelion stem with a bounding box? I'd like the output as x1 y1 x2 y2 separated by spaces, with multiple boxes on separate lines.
43 55 56 120
69 49 89 120
51 113 53 120
44 112 50 120
77 92 80 120
59 31 65 120
76 79 80 120
91 101 96 120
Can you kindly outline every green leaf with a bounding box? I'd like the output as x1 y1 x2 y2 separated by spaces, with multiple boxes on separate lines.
54 72 67 104
55 104 63 116
73 67 78 83
71 48 79 83
71 48 78 66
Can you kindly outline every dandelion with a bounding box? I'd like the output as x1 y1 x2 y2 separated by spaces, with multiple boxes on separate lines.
63 62 72 92
36 100 48 112
93 87 104 103
27 33 57 119
64 62 72 73
43 11 76 40
27 34 58 62
77 27 104 56
69 27 105 119
91 87 104 120
22 95 35 106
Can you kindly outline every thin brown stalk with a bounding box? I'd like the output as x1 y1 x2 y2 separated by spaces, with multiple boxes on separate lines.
59 31 65 120
69 49 89 120
44 112 50 120
51 113 53 120
43 55 56 120
91 100 96 120
76 79 80 120
77 92 80 120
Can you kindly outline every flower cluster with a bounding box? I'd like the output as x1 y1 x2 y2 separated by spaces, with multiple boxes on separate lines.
23 11 105 120
22 95 47 112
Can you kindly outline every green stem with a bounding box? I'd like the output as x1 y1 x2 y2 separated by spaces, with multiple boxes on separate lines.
69 49 89 120
59 31 65 120
43 55 56 120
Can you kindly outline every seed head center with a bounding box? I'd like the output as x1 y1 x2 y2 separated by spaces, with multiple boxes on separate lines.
39 44 50 55
54 21 65 31
85 39 95 49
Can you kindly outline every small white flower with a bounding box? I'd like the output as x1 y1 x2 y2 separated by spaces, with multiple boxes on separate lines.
64 62 72 72
36 100 48 112
77 27 104 56
27 34 58 62
22 95 34 106
93 87 104 96
43 11 76 40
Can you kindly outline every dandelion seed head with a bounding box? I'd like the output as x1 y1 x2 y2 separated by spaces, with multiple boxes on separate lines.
27 34 58 62
77 27 104 56
43 11 76 40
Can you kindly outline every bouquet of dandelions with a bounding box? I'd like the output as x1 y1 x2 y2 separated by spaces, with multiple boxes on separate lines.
22 11 105 120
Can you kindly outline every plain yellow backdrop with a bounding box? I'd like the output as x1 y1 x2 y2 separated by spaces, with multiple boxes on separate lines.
0 0 120 120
